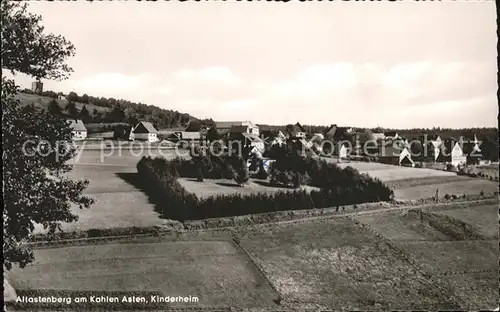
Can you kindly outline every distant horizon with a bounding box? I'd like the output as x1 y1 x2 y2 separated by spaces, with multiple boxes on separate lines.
14 86 499 131
5 1 498 128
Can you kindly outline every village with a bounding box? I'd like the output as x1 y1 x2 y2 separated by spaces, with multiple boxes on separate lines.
68 113 491 173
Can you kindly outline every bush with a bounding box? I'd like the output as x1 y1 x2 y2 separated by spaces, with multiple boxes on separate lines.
444 194 451 200
234 166 249 185
233 157 249 185
480 190 484 196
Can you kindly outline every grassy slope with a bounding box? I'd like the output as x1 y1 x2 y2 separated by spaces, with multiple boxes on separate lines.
432 204 499 239
15 92 110 113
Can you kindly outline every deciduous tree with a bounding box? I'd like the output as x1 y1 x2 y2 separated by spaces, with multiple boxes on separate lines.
2 1 93 270
47 99 61 116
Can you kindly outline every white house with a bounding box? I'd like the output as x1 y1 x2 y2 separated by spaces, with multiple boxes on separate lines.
339 144 349 160
451 142 467 167
68 119 87 141
133 121 159 142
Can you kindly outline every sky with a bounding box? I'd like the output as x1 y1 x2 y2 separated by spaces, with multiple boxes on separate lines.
6 1 498 128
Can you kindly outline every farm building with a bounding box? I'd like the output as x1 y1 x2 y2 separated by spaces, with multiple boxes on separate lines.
215 121 260 137
113 125 134 141
68 119 87 141
378 145 414 166
133 121 159 142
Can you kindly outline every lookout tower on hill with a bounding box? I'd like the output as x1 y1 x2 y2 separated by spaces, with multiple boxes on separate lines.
31 80 43 94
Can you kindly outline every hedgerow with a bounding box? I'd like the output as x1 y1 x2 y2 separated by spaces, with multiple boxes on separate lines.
136 155 393 221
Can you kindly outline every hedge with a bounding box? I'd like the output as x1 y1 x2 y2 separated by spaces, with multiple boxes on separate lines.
137 156 393 221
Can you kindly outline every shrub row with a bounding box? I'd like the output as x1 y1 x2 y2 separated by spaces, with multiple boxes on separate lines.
137 156 393 221
269 154 393 198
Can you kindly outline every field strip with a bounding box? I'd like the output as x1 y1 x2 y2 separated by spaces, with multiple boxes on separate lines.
32 252 239 265
198 199 498 231
385 176 472 189
348 217 463 307
28 199 497 247
231 238 282 305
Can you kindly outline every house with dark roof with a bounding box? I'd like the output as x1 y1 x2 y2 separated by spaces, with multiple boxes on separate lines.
215 121 259 137
377 143 414 166
113 124 134 141
323 124 351 142
133 121 159 142
285 122 306 139
68 119 87 141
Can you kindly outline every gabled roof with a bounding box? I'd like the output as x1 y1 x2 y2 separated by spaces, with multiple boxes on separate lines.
323 124 338 136
68 119 87 132
286 122 306 136
134 121 158 134
324 124 350 141
295 122 306 132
